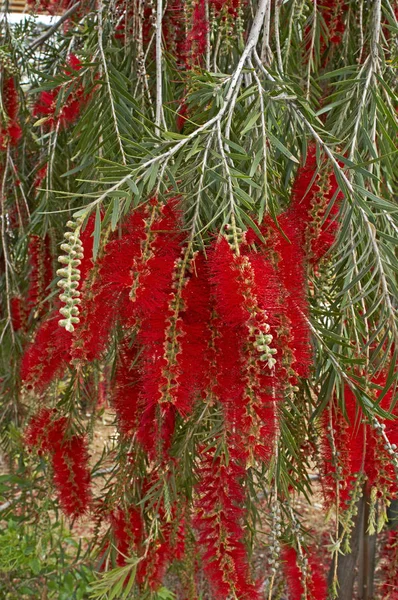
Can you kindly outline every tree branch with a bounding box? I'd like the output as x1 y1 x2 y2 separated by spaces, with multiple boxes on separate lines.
28 1 82 52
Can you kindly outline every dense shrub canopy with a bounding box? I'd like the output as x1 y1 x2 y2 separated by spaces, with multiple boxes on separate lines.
0 1 397 598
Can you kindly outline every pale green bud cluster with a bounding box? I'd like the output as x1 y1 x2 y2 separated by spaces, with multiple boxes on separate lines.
0 50 18 75
57 217 85 332
254 330 277 370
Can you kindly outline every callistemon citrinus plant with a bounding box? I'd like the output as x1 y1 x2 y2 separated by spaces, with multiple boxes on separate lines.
0 1 397 598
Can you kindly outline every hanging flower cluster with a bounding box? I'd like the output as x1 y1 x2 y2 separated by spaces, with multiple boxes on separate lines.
20 145 343 592
25 408 91 517
0 76 22 151
320 378 398 511
33 54 89 130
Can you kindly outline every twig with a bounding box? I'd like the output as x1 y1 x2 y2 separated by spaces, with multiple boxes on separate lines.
28 1 82 51
98 0 127 165
0 146 14 345
155 0 163 135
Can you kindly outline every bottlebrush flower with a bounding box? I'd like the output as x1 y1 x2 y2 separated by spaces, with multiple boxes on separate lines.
163 0 188 68
112 337 140 435
1 77 22 148
111 506 143 566
25 408 67 454
379 530 398 600
208 236 282 462
289 144 343 264
186 0 208 66
33 54 88 129
172 252 213 413
20 311 73 391
194 445 261 599
10 296 26 332
320 388 366 508
282 544 327 600
72 208 148 363
51 435 91 518
276 214 312 379
33 164 48 189
320 0 347 47
27 234 53 318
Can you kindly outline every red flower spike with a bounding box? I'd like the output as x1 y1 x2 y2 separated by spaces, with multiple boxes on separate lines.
27 234 53 318
173 252 213 413
51 435 91 518
111 506 143 566
320 388 366 508
33 54 89 130
194 446 260 600
73 208 148 363
282 545 327 600
25 409 68 455
276 215 312 378
208 238 283 462
379 530 398 600
10 296 26 332
112 337 140 435
20 311 73 391
289 144 343 264
186 0 208 66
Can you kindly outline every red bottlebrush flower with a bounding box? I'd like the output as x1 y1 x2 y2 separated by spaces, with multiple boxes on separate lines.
25 408 67 454
282 546 304 600
3 77 19 121
72 208 147 363
208 236 283 462
289 144 343 264
10 296 26 332
27 234 53 318
33 90 58 123
34 165 48 189
379 530 398 600
7 122 22 146
112 337 140 435
111 506 143 566
173 252 213 413
282 545 327 600
276 214 312 378
320 388 366 508
51 435 91 518
194 445 260 600
20 311 73 391
186 0 208 66
2 77 22 147
33 55 89 129
66 53 82 72
163 0 188 68
320 0 347 47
